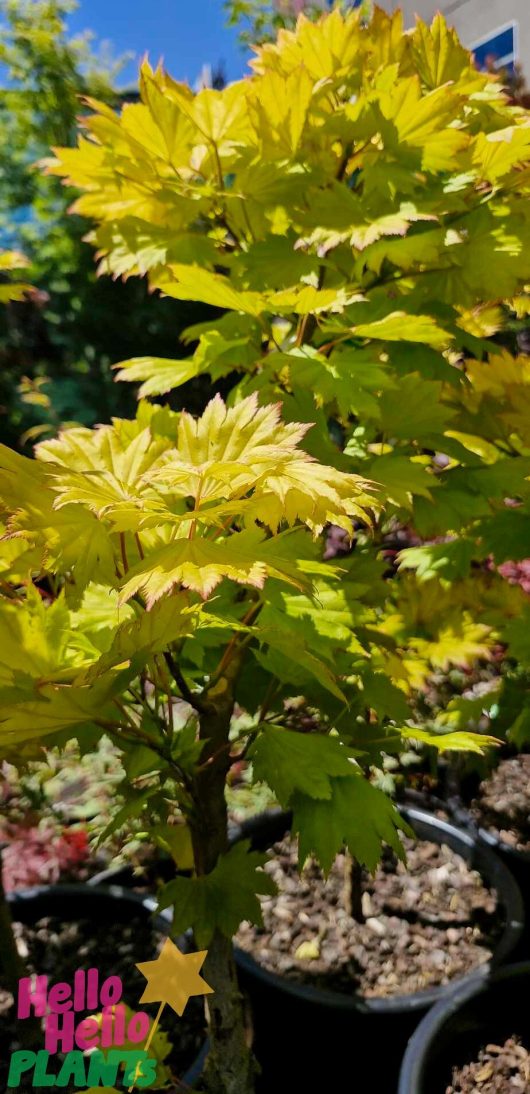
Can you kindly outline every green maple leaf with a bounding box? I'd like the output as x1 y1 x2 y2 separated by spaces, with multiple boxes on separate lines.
365 454 436 510
254 619 346 700
503 608 530 666
509 706 530 749
413 487 489 538
476 512 530 563
351 311 452 349
435 685 502 731
154 264 265 315
158 842 277 947
359 672 411 720
113 356 203 399
284 346 395 422
92 218 218 277
0 587 74 683
119 534 309 604
249 725 357 805
358 226 445 277
448 460 530 503
402 726 499 754
292 774 410 873
86 595 201 678
378 374 456 439
398 539 476 582
0 675 125 747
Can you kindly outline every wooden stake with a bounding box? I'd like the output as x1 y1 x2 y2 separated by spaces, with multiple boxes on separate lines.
128 1001 165 1092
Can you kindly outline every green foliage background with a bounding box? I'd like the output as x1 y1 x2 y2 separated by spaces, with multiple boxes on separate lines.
0 0 215 448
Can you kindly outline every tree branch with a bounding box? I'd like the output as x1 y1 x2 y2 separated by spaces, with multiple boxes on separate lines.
164 650 206 713
210 601 262 682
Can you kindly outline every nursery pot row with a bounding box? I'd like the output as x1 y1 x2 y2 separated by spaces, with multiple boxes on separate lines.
18 808 524 1092
447 787 530 942
91 806 524 1091
433 760 530 960
231 807 524 1093
456 807 530 964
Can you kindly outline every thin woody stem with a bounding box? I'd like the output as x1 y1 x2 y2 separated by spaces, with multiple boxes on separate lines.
210 602 261 681
119 532 129 574
164 650 206 712
258 677 280 723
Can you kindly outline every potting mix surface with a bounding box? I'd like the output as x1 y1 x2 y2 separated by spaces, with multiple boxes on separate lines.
236 835 502 997
448 1036 530 1092
471 754 530 853
0 914 205 1093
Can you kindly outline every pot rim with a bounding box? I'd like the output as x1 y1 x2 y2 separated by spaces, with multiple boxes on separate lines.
443 771 530 865
232 805 525 1015
7 880 168 920
450 804 530 864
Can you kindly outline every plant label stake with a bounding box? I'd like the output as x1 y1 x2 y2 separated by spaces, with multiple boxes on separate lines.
128 938 213 1092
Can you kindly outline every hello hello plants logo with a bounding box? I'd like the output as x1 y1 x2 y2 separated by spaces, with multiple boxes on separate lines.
7 938 213 1090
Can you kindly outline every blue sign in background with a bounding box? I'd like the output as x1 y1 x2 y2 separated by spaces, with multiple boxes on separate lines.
473 24 516 74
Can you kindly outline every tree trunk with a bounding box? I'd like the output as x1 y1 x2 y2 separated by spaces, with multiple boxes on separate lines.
201 930 256 1094
188 691 257 1094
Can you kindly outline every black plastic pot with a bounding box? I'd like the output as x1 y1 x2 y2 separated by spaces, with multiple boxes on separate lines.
398 961 530 1094
5 883 206 1090
88 820 240 889
232 807 525 1094
444 768 530 957
88 857 176 888
461 812 530 941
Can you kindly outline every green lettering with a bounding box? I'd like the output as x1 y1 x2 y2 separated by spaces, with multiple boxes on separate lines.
6 1051 36 1088
55 1051 87 1088
86 1050 120 1087
33 1051 57 1088
122 1052 158 1088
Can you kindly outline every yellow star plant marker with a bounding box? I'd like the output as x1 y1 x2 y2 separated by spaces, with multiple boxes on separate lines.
128 939 213 1091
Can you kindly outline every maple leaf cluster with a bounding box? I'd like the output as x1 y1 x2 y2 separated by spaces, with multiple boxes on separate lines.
1 7 530 946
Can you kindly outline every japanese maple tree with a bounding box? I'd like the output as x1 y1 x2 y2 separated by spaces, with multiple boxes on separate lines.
0 390 494 1092
2 6 530 1093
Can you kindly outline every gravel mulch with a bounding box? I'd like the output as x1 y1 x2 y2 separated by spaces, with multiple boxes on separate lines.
236 835 501 998
448 1037 530 1092
472 754 530 853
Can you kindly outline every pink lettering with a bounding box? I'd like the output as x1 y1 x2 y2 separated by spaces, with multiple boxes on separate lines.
110 1004 125 1046
73 969 85 1011
17 976 48 1019
101 1006 113 1049
100 976 122 1008
127 1012 150 1044
86 968 98 1010
75 1016 100 1050
48 981 72 1013
44 1010 75 1054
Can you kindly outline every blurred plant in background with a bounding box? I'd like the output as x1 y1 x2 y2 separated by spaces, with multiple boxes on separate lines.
225 0 372 47
0 0 215 448
0 737 124 888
